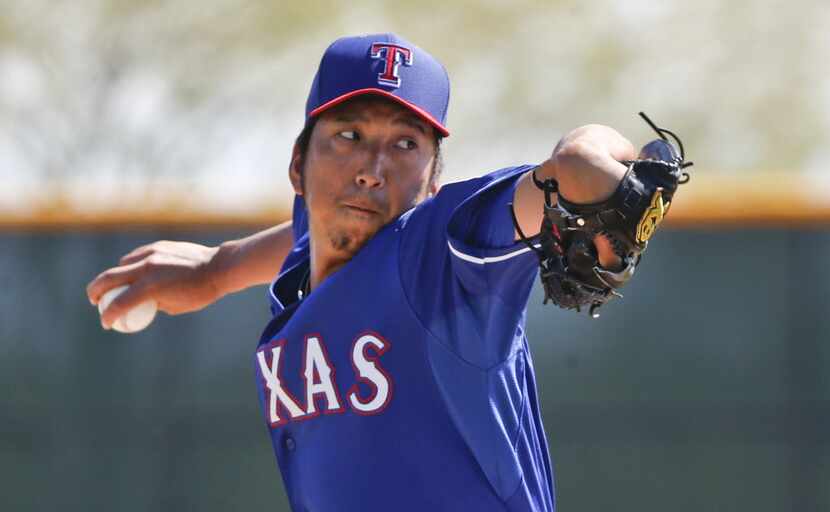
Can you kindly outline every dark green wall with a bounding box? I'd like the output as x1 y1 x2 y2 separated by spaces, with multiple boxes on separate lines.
1 230 828 511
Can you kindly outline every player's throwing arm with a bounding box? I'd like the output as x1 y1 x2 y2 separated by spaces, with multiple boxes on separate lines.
86 221 295 331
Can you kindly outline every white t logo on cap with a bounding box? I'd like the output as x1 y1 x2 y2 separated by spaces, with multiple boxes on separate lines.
369 43 414 88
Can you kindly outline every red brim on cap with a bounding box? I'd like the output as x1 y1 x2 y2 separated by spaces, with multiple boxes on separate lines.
308 88 450 137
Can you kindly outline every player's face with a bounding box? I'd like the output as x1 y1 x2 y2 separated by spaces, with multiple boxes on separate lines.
290 97 438 258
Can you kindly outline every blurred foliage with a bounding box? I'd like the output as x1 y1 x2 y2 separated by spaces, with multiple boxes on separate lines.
1 0 828 213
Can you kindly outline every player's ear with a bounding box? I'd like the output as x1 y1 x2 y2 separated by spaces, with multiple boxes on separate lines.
289 143 304 196
428 181 439 197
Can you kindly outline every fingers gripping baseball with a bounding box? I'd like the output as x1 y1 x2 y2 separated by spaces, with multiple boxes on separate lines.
117 242 159 266
86 241 221 329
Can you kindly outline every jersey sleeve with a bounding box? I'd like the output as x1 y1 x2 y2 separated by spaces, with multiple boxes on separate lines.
398 165 541 369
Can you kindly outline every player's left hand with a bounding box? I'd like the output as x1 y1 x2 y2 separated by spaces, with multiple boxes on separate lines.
514 114 693 316
537 125 635 270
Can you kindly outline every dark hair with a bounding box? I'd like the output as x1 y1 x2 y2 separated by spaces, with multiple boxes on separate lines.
293 117 444 186
294 117 318 164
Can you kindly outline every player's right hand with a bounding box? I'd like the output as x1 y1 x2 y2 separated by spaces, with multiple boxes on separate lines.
86 241 223 330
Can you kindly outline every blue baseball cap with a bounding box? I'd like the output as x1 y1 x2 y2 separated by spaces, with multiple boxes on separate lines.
305 33 450 137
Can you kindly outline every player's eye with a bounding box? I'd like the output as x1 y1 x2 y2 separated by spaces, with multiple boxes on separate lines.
338 130 359 141
395 138 417 150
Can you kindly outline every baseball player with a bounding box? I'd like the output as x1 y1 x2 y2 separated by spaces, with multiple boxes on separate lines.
88 33 689 511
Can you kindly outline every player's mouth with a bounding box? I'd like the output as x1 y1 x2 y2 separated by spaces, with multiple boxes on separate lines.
342 200 383 217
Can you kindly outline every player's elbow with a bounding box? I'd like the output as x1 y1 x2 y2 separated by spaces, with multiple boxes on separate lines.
552 139 602 170
553 124 634 165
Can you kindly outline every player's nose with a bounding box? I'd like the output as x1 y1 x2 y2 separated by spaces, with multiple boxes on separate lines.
355 146 387 189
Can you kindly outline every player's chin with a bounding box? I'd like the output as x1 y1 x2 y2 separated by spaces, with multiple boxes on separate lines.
328 222 379 254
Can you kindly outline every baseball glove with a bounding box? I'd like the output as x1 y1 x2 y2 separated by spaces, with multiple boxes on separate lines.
511 112 693 318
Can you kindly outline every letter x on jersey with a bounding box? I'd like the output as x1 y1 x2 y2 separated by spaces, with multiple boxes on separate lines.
370 43 413 88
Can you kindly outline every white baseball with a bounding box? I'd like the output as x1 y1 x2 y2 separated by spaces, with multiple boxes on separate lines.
98 285 158 333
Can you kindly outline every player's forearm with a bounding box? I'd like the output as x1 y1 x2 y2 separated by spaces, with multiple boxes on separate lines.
537 124 633 203
513 125 633 236
210 220 295 297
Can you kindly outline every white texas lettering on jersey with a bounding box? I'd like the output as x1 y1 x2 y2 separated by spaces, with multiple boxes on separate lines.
303 336 344 415
256 332 393 426
257 341 306 427
348 333 393 414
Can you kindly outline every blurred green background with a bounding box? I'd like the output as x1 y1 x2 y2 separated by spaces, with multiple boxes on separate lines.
2 1 829 511
2 230 828 511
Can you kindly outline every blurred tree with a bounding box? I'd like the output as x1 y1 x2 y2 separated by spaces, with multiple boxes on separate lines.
0 0 827 215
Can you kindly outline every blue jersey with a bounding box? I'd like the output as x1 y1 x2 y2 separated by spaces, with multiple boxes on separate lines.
255 165 555 511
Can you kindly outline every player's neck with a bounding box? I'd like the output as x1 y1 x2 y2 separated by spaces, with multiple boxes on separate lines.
307 242 352 293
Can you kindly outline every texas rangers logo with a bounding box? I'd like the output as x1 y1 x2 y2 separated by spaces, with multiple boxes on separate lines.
370 43 413 88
